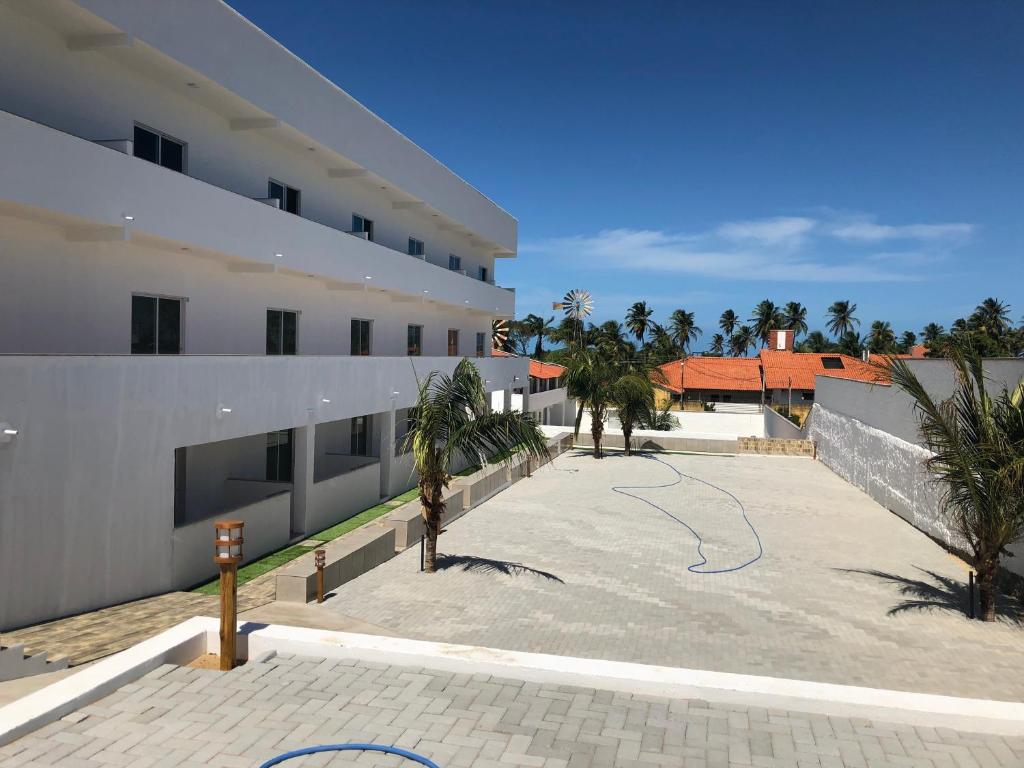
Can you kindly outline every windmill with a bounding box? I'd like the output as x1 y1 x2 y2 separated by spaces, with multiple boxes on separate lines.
553 289 593 347
491 318 509 352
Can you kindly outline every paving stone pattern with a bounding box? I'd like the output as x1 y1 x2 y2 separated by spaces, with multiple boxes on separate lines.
321 451 1024 700
4 653 1022 768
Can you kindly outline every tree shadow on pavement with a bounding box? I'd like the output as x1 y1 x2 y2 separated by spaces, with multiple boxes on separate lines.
436 554 564 582
837 566 1023 625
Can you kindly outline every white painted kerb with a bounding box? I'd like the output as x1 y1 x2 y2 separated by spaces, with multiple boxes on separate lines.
2 618 1023 746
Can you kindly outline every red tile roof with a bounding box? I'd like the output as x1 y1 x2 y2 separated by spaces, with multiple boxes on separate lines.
656 356 762 393
759 349 883 390
491 349 565 380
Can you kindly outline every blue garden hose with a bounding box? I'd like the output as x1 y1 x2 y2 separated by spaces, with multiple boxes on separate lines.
613 453 763 574
258 743 441 768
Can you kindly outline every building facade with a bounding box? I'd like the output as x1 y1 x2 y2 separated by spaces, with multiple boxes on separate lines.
0 0 528 630
491 353 575 426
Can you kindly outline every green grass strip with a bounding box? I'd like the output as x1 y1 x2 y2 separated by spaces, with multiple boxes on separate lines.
191 487 421 594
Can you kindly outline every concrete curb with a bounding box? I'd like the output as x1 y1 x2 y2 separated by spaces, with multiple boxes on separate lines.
4 618 1022 744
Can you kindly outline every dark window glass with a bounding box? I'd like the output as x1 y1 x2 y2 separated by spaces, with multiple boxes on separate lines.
157 298 181 354
821 356 845 369
479 266 488 282
407 325 422 356
476 332 485 357
266 309 282 355
447 329 459 356
408 238 424 256
131 295 157 354
351 319 371 356
352 214 374 241
159 136 184 172
448 254 461 271
350 416 368 455
269 181 300 215
268 181 284 208
133 125 159 164
282 311 297 354
266 430 293 482
285 186 300 215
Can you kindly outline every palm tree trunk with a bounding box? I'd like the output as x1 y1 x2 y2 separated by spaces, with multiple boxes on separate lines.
591 410 603 458
977 554 999 622
622 421 632 456
421 483 445 573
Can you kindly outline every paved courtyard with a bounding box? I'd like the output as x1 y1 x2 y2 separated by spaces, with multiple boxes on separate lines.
315 451 1024 701
5 652 1022 768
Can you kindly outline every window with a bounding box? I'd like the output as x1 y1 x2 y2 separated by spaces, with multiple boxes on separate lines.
407 325 422 356
351 318 372 356
266 430 293 482
352 214 374 241
447 329 459 356
821 356 845 370
408 237 424 257
131 294 183 354
268 179 300 215
133 124 186 173
479 266 489 282
266 309 298 355
448 254 461 271
350 415 370 456
475 331 486 357
802 391 815 401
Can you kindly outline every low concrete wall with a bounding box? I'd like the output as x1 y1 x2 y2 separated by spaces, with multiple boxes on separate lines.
763 407 806 440
574 432 737 454
307 461 381 534
387 450 417 498
276 524 395 603
736 437 813 457
172 490 291 588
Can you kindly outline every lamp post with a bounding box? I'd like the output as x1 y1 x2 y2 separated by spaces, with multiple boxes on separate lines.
315 549 326 603
213 520 244 671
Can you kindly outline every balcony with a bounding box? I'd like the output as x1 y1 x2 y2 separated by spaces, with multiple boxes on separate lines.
0 109 516 317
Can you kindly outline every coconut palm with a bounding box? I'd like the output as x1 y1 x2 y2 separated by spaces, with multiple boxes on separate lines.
565 348 619 458
719 309 739 338
799 330 832 353
612 374 656 456
647 322 679 365
783 301 808 339
708 333 726 356
638 402 680 431
750 299 784 346
899 330 918 354
970 298 1012 340
625 301 655 345
520 314 554 359
826 300 859 339
887 343 1024 621
405 359 549 572
669 309 702 352
729 325 756 357
867 320 897 354
837 331 864 357
922 323 946 346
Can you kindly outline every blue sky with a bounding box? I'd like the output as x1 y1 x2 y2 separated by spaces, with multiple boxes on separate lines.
227 0 1023 348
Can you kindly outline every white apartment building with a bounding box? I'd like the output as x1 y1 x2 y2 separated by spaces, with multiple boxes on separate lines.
0 0 529 630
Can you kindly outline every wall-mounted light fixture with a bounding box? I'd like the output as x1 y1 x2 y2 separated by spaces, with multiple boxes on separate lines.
0 422 18 444
321 397 331 404
122 213 134 222
217 404 232 419
274 252 284 259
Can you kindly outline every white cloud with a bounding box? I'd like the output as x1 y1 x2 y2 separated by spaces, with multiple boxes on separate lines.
520 213 972 285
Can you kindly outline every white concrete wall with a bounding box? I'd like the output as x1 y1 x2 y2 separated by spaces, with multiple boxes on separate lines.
307 462 381 534
0 352 526 630
597 410 764 440
1 1 514 256
171 489 292 588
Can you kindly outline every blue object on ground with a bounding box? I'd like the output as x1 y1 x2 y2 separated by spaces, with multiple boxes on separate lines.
258 743 441 768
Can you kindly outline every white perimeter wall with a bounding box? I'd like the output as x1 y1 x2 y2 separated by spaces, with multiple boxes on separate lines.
598 410 764 440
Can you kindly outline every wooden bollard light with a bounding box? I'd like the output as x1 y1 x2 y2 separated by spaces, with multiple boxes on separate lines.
213 520 244 671
315 549 326 603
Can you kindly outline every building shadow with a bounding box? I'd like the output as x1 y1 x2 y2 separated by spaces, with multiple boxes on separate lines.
837 566 1024 625
435 554 564 582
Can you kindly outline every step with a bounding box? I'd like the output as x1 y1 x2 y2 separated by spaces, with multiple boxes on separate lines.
0 644 69 682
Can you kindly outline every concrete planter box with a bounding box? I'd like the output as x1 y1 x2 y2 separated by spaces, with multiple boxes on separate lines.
386 486 466 550
276 524 395 603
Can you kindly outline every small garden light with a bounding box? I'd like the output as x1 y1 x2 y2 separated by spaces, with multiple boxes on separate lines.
213 520 244 670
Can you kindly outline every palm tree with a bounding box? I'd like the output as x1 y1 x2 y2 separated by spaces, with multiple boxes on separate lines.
669 309 702 352
971 297 1012 340
638 401 680 431
729 325 756 357
899 330 918 354
750 299 784 346
625 301 655 346
565 348 619 458
708 333 725 356
826 300 859 339
647 322 679 365
405 359 548 572
612 374 656 456
837 331 864 357
887 343 1024 621
922 323 946 347
799 330 832 353
867 320 897 354
719 309 739 338
520 314 554 359
783 301 808 339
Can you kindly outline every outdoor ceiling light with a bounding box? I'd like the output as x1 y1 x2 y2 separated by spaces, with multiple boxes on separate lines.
213 520 244 564
321 398 331 404
217 404 232 419
122 214 134 221
0 422 17 444
423 290 430 294
274 252 284 259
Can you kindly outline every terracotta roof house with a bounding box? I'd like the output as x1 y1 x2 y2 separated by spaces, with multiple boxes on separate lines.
491 350 572 425
654 329 884 411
